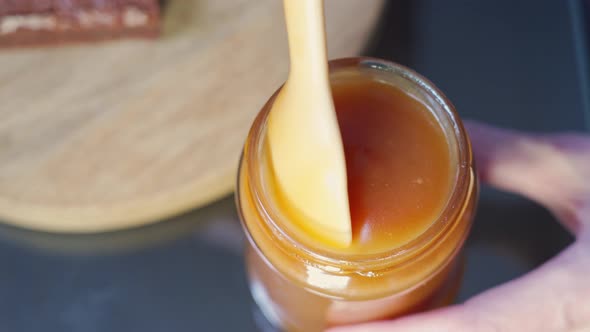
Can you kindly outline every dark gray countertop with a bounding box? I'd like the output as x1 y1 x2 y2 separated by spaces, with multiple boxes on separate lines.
0 1 587 331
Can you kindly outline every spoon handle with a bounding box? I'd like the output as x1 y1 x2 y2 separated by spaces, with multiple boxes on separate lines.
282 0 330 85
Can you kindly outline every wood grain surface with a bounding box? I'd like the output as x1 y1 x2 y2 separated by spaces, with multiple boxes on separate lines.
0 0 384 232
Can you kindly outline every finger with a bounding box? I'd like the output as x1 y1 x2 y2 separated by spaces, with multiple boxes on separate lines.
465 121 563 205
327 306 465 332
328 238 590 332
464 121 588 234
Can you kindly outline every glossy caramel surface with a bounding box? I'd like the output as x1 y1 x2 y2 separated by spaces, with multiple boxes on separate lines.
334 76 454 253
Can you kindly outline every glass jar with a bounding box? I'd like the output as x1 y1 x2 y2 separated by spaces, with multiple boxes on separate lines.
237 57 478 331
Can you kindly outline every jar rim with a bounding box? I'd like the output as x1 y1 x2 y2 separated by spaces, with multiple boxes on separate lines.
243 57 475 271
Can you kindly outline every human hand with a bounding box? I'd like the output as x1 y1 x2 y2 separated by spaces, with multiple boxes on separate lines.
328 121 590 332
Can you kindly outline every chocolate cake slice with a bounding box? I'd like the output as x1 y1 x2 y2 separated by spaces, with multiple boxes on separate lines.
0 0 160 47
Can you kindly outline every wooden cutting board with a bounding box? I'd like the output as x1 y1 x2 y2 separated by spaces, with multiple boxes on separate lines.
0 0 384 233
